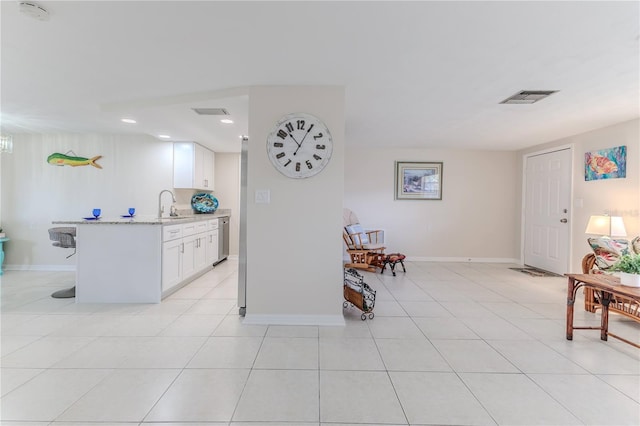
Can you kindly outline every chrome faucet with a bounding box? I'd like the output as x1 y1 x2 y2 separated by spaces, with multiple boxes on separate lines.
158 189 177 218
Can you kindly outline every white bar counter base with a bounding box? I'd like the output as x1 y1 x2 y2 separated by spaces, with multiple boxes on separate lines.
53 211 230 303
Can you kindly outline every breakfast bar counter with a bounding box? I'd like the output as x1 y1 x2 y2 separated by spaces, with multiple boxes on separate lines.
54 211 229 303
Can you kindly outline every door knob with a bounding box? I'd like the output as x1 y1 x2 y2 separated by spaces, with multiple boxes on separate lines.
560 218 568 223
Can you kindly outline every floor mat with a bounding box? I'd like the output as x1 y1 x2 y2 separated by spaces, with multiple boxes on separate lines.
509 267 561 277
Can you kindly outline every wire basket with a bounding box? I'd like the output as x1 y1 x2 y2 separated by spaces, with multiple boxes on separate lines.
343 268 376 320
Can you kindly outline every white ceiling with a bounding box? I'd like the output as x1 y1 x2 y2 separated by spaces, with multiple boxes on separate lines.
1 1 638 153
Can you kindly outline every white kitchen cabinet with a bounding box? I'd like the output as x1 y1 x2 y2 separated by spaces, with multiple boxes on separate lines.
162 224 184 293
194 234 208 272
202 148 215 190
206 219 219 265
182 233 198 279
162 238 183 292
173 142 215 190
182 220 208 278
160 217 221 298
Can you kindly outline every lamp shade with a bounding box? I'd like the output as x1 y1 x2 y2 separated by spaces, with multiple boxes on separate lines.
585 215 627 237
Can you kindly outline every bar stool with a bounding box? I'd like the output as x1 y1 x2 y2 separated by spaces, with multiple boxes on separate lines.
48 227 76 298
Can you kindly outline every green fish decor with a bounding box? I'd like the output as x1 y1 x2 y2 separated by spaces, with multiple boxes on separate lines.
47 152 102 169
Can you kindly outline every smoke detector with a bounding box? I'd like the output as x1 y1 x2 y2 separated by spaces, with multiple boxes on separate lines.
192 108 229 116
19 2 50 21
500 90 558 104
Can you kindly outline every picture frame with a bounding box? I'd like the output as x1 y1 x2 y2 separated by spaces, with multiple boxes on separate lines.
395 161 443 200
584 145 626 181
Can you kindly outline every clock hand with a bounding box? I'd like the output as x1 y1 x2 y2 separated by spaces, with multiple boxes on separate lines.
288 133 302 148
292 124 314 156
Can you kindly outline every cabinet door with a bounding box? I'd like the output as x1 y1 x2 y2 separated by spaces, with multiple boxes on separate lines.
162 239 183 292
173 142 215 190
173 142 196 189
206 229 219 264
194 143 206 189
203 149 215 190
182 234 197 278
194 234 208 272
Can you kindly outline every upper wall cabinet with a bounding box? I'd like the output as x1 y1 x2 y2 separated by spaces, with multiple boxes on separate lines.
173 142 215 190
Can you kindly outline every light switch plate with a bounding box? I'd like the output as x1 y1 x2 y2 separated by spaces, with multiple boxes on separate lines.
255 189 270 204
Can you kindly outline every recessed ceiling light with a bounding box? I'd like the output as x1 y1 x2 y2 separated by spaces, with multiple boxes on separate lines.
121 118 137 124
220 119 234 124
158 134 171 139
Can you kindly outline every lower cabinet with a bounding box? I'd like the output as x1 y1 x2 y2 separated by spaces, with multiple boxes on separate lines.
193 233 209 272
161 219 220 296
206 219 219 265
162 238 183 292
206 229 219 265
182 234 198 279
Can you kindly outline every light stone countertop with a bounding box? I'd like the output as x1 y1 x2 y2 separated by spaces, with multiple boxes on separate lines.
53 209 230 226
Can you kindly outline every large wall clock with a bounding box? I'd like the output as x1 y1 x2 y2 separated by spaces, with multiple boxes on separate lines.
266 112 333 179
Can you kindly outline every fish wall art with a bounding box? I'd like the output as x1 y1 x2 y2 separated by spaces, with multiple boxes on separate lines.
585 145 626 181
47 152 102 169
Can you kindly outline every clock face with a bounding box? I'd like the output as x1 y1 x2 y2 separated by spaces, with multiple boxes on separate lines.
266 112 333 179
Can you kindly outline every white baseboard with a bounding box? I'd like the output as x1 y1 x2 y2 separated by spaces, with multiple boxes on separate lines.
4 264 76 272
228 254 239 261
343 256 519 264
242 314 345 326
406 257 520 263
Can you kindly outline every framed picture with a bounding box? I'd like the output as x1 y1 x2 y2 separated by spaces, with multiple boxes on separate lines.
395 161 443 200
585 145 626 181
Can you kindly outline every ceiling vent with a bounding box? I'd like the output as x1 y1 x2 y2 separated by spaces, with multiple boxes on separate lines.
192 108 229 116
19 2 49 20
500 90 558 104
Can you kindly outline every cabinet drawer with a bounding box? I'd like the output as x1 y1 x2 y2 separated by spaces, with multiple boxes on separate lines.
163 224 183 241
182 222 197 237
208 219 219 230
195 221 208 234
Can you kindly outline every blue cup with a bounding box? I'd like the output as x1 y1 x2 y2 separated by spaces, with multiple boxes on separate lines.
92 208 101 218
128 208 135 216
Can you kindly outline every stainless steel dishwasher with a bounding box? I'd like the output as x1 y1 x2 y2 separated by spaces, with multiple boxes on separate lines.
215 216 229 265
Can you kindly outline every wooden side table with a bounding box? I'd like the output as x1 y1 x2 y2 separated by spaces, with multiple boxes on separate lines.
0 237 9 275
565 273 640 348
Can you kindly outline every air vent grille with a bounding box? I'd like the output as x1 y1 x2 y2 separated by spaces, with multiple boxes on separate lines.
192 108 229 115
500 90 558 104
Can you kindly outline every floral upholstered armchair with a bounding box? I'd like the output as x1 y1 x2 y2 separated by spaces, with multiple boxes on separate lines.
582 236 640 315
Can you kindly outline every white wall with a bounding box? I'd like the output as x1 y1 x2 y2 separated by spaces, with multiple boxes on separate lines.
214 152 241 256
344 147 519 261
519 118 640 272
1 133 173 269
245 86 345 324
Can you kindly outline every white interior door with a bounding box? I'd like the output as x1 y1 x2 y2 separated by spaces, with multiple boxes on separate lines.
524 148 572 274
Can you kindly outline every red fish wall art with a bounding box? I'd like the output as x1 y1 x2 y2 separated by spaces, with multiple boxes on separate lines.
585 146 626 181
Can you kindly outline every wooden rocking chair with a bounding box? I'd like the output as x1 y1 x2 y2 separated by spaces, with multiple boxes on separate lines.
343 208 385 272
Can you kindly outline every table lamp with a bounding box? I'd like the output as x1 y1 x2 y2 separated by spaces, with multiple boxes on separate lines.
584 215 627 237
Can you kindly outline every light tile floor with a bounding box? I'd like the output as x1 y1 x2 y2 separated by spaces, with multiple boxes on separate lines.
1 260 639 425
